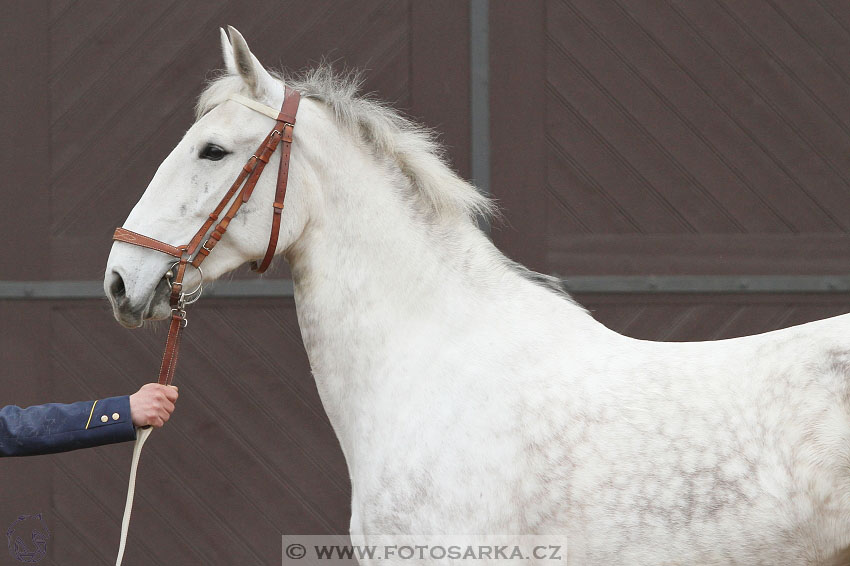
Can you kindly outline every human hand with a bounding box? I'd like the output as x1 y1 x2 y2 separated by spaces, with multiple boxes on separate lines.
129 383 179 428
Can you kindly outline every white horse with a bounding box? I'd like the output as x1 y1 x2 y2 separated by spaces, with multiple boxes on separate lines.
104 27 850 565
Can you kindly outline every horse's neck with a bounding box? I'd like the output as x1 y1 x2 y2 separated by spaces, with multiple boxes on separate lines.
286 148 590 461
290 176 485 365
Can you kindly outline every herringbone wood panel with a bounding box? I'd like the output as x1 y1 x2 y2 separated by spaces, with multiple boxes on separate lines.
493 0 850 275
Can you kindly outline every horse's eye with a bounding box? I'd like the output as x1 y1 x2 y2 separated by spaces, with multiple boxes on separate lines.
199 144 228 161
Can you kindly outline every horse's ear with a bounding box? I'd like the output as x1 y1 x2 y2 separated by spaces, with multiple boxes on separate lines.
220 27 237 75
226 25 278 99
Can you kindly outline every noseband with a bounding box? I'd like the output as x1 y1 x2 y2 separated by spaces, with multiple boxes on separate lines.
112 87 301 386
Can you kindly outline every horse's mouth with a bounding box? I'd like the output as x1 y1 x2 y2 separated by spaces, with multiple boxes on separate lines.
144 276 174 322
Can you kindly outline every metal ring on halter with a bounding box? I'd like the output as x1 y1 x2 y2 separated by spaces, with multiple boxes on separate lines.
165 261 204 305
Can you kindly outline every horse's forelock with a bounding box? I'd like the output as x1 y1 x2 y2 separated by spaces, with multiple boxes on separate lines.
194 74 246 120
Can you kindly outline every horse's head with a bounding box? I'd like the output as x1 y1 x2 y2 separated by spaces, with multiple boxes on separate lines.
105 27 314 327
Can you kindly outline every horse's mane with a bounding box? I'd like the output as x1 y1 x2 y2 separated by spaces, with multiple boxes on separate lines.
196 66 495 224
197 66 577 305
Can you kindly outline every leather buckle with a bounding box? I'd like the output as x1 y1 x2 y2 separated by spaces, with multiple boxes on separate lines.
281 123 294 142
171 307 188 329
243 155 259 172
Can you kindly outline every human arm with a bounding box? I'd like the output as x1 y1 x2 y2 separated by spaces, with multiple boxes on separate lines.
0 396 135 457
0 383 178 457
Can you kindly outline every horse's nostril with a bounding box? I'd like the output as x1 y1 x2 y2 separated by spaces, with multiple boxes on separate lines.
110 271 126 301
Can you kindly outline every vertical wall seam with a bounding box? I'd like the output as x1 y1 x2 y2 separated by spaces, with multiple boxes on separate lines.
470 0 491 234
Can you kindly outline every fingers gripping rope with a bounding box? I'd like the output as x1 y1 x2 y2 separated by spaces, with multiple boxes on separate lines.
115 426 153 566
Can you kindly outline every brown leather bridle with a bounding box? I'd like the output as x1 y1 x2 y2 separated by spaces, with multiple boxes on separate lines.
112 87 301 386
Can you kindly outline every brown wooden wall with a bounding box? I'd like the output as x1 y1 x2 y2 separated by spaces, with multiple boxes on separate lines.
2 1 850 564
492 0 850 278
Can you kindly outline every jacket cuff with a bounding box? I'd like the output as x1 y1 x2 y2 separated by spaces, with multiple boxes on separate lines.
84 395 136 444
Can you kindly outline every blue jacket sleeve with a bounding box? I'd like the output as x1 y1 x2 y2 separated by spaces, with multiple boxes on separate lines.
0 396 137 457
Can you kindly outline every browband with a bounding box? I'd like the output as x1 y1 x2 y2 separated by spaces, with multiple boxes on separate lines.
228 93 297 124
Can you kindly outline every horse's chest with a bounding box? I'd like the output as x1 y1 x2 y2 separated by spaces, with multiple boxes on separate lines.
353 466 526 535
349 423 549 535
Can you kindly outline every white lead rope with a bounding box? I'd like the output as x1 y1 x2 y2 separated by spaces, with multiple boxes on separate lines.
115 426 153 566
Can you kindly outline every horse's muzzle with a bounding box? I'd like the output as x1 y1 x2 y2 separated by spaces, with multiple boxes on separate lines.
106 269 171 328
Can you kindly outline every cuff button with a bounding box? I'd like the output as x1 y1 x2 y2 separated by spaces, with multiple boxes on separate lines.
100 415 108 423
112 413 120 421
